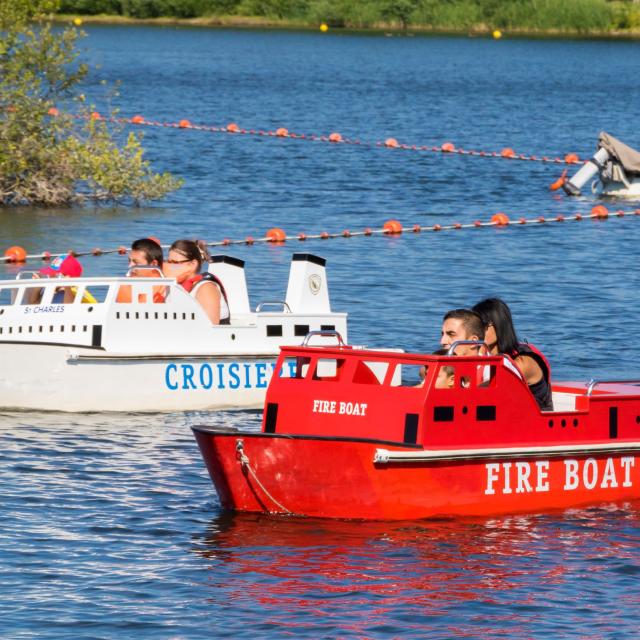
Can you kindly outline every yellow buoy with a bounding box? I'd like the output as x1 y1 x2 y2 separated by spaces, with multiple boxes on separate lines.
73 17 83 26
492 29 502 39
320 23 328 32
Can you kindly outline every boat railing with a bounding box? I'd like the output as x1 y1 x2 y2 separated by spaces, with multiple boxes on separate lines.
446 340 489 355
125 266 164 277
585 378 640 396
301 329 347 347
255 301 291 313
15 271 42 279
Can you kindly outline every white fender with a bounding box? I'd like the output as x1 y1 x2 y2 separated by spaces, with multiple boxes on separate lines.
208 255 250 314
285 253 330 314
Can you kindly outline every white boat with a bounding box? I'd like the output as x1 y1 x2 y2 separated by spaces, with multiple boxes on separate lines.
0 253 347 412
563 131 640 198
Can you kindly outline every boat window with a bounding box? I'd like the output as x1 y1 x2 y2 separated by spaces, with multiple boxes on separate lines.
353 360 388 385
312 358 345 381
396 363 431 388
0 288 17 305
80 285 109 304
277 356 311 379
21 286 47 305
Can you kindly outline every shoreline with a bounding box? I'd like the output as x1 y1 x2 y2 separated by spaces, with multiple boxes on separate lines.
54 13 640 41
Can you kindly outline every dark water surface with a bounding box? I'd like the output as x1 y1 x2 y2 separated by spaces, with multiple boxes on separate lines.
3 27 640 638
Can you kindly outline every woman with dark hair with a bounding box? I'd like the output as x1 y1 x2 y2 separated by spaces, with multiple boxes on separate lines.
472 298 553 411
164 239 230 325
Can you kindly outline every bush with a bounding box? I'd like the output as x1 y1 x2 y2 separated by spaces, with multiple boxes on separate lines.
0 0 181 206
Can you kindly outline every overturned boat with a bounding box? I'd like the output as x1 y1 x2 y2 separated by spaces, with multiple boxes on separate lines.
563 131 640 197
0 253 347 412
193 343 640 520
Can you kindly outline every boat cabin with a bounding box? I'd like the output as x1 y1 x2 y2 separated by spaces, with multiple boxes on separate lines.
0 253 347 356
262 346 640 448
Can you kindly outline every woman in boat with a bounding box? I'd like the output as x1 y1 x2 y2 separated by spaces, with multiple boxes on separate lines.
472 298 553 411
164 239 230 325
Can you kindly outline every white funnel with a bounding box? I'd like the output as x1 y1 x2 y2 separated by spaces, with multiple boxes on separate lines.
285 253 330 314
208 255 250 314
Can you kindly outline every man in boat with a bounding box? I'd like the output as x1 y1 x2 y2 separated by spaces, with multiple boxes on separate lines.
128 237 164 273
117 238 166 304
440 309 485 355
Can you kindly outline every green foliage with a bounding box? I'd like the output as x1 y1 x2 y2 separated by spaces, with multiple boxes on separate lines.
235 0 308 19
55 0 624 33
0 0 181 206
379 0 420 29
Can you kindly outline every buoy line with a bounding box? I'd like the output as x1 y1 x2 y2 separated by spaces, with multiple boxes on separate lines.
49 108 584 167
2 205 636 264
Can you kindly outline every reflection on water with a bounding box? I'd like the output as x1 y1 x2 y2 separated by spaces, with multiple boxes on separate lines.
191 506 640 637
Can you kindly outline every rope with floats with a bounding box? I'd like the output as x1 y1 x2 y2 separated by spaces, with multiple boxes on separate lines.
2 205 634 264
50 108 584 168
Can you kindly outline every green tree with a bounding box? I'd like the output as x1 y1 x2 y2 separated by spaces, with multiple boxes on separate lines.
0 0 182 206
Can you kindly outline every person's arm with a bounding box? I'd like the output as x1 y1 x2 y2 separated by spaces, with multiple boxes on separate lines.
195 282 221 324
514 354 543 386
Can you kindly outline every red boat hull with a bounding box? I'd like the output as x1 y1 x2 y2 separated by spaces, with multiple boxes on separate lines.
193 428 640 520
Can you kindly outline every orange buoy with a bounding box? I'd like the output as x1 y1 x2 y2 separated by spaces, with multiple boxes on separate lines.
592 205 609 218
363 227 372 236
383 220 403 234
556 215 565 222
42 251 51 260
276 128 289 137
227 123 239 133
550 169 568 191
537 216 546 223
441 142 455 152
48 107 59 116
500 148 516 158
385 138 399 148
131 115 145 124
342 230 351 237
4 246 27 263
321 231 330 239
147 236 161 246
329 132 343 143
266 228 286 243
519 217 527 224
474 220 482 227
90 111 101 120
245 236 254 245
412 224 421 233
118 246 127 255
297 233 307 241
564 153 580 164
433 224 442 231
575 213 583 220
454 223 462 229
617 209 625 217
92 247 102 256
490 213 510 226
178 119 191 128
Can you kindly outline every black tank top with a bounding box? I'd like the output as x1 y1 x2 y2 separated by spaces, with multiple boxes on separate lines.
513 344 554 411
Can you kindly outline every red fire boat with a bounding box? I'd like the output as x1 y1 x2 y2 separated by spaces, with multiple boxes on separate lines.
192 337 640 520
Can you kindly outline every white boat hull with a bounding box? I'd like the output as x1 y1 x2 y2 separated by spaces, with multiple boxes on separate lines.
600 177 640 197
1 344 282 412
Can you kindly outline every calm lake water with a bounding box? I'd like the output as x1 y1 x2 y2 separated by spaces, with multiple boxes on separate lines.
3 26 640 638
